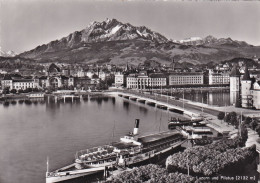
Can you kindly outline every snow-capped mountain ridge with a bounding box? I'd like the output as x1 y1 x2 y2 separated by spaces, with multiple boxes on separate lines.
18 18 259 65
0 47 17 57
175 35 251 47
20 18 169 56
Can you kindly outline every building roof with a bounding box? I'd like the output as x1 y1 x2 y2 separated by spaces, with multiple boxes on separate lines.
3 75 12 80
242 65 251 80
39 76 48 79
230 64 240 77
13 79 34 82
169 72 203 76
48 63 61 73
149 73 167 78
60 75 69 79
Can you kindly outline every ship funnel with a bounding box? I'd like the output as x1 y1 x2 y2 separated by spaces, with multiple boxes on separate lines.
133 119 140 135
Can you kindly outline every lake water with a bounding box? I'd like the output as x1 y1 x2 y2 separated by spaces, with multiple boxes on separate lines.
172 90 231 106
0 94 186 183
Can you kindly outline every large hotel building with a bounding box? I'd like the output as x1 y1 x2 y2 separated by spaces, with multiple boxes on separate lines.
168 72 204 86
126 72 167 89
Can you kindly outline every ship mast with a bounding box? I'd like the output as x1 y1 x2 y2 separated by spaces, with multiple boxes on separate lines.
46 156 49 175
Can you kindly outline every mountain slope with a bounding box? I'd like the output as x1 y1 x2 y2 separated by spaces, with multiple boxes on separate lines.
20 18 168 58
19 19 260 65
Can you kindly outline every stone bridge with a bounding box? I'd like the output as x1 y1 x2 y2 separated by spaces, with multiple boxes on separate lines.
116 91 201 118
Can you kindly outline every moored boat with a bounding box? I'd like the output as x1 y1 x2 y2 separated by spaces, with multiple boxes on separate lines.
168 117 203 130
46 119 186 183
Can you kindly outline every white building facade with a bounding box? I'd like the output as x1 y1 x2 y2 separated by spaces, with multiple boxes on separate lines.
126 73 166 89
209 70 229 85
115 74 125 88
169 73 204 86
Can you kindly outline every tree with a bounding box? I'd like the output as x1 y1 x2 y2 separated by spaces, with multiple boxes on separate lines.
2 87 10 94
224 113 231 123
256 125 260 137
224 112 237 126
218 112 225 122
250 119 258 131
18 89 24 94
32 88 39 92
23 88 33 93
10 89 17 94
244 117 252 126
235 96 241 108
239 123 248 147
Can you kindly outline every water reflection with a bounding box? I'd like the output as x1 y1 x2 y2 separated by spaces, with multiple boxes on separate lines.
123 101 130 110
18 100 24 104
173 90 230 106
3 101 9 107
139 106 148 115
11 100 17 105
110 97 116 105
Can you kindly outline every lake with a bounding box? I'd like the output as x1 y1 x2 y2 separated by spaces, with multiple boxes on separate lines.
0 94 186 183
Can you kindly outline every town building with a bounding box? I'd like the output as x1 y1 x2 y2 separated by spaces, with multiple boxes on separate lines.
241 65 254 108
230 64 260 109
208 70 230 85
169 72 204 86
74 77 92 90
115 73 125 88
12 78 39 90
229 64 241 106
1 75 39 90
41 63 74 89
126 72 167 89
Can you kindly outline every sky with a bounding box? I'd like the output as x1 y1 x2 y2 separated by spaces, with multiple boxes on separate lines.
0 0 260 53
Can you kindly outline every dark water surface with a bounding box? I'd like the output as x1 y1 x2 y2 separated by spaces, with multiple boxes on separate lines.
173 90 230 106
0 95 185 183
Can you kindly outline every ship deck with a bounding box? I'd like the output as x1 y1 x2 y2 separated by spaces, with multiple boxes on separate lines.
111 142 138 149
138 131 180 144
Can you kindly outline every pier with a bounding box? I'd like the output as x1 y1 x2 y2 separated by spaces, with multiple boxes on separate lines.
115 91 200 118
45 94 81 103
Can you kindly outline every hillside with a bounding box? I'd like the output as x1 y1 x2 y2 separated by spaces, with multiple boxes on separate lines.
18 19 260 66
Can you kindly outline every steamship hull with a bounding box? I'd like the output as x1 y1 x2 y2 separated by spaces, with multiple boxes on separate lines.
46 120 185 183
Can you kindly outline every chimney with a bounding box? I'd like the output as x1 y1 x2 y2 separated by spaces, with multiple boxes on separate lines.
133 119 140 135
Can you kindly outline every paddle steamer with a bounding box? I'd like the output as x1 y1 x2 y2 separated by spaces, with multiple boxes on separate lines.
46 119 185 183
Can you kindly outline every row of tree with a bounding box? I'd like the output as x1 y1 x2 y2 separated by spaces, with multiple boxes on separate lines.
218 111 259 138
166 138 256 177
108 164 198 183
2 87 43 94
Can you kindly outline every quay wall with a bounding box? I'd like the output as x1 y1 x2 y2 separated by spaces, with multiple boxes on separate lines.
109 91 200 118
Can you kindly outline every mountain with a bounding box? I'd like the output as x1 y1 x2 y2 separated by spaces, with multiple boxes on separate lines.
175 35 251 47
174 37 203 46
19 19 260 65
0 47 17 57
21 18 168 57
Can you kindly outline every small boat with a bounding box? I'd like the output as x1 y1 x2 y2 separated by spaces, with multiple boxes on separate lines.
46 119 185 183
168 117 203 130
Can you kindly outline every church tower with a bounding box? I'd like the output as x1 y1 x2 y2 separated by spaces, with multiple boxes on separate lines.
230 64 240 106
241 65 252 108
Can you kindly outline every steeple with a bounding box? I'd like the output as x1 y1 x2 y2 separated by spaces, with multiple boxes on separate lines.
125 62 129 71
242 65 250 80
230 64 240 77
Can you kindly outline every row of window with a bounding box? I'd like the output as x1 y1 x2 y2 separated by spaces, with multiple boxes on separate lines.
169 81 203 85
169 76 203 79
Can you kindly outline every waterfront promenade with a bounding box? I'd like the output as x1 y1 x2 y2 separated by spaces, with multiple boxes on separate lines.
111 90 260 151
110 90 238 134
